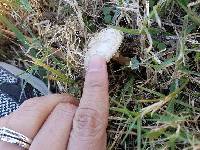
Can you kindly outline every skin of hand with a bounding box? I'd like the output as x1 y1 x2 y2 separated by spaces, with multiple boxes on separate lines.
0 56 109 150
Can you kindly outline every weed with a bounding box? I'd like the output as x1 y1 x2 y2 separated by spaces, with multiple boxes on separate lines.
0 0 200 149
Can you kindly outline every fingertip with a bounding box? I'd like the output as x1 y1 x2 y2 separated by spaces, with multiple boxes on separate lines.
83 55 109 97
87 55 107 73
80 55 109 114
30 103 77 150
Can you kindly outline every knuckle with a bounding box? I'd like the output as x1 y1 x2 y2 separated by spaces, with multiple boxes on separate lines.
73 108 106 137
47 94 66 101
21 98 41 108
20 99 43 114
86 78 105 90
13 99 44 122
54 103 77 117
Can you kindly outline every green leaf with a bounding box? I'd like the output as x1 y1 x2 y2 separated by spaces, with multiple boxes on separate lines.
104 15 112 24
130 57 140 70
150 57 176 71
145 128 166 140
178 0 189 6
102 7 111 15
32 58 74 84
20 0 33 12
137 104 142 150
180 68 200 77
157 114 187 124
169 79 179 93
137 86 165 97
149 0 156 8
186 23 197 34
166 99 175 113
157 42 167 50
112 26 172 36
112 26 141 35
195 52 200 62
0 14 30 49
176 0 200 25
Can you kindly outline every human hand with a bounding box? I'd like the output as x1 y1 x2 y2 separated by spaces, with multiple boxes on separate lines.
0 56 109 150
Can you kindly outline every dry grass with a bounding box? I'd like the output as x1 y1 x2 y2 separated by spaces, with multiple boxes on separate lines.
0 0 200 149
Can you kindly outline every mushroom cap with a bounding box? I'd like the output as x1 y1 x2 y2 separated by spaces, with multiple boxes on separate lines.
84 28 124 68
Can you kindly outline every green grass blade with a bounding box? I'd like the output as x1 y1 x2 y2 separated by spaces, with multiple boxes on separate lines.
176 0 200 25
0 14 29 49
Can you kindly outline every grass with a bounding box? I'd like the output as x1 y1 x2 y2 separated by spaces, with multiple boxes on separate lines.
0 0 200 149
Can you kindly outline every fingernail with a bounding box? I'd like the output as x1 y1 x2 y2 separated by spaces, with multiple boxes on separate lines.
88 56 105 72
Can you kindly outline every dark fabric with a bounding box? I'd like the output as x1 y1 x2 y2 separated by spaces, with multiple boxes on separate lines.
0 66 43 117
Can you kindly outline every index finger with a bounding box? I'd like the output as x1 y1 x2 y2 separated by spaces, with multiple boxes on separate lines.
81 56 109 112
67 56 109 150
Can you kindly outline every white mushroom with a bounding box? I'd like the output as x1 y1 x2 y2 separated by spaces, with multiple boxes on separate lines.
84 28 124 68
